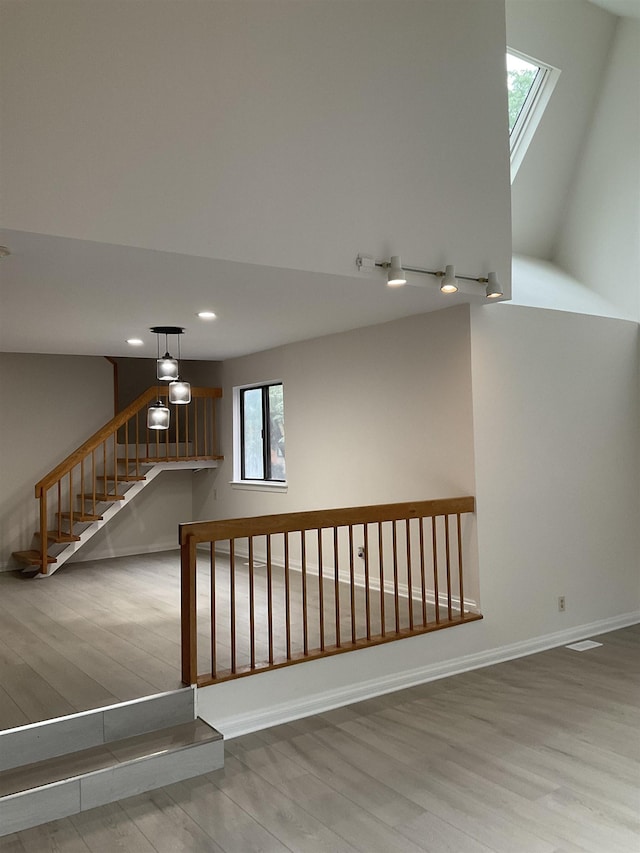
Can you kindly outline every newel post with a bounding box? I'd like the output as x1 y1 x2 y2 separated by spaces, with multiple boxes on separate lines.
180 526 198 685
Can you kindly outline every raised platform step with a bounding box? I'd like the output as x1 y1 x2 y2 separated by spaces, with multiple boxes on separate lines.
0 689 223 837
11 550 56 566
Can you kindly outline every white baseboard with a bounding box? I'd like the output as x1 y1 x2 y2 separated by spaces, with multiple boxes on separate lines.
202 609 640 739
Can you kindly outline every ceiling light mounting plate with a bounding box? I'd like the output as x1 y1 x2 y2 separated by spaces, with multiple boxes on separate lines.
150 325 185 335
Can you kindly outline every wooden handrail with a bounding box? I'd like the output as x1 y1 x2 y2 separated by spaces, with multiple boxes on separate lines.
180 497 475 544
36 387 222 496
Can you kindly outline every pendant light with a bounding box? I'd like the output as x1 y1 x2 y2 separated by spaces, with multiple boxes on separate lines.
169 378 191 404
148 326 191 429
147 399 170 429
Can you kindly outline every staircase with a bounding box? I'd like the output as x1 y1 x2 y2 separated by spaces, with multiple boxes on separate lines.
12 386 223 577
0 688 224 836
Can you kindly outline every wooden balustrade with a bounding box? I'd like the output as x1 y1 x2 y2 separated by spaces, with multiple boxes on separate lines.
26 387 222 574
179 497 482 687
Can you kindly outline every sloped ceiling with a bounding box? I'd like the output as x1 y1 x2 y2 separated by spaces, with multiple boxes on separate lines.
0 0 511 361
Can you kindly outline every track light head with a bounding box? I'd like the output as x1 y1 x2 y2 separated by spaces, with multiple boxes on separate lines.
386 256 407 287
485 272 503 299
440 265 458 294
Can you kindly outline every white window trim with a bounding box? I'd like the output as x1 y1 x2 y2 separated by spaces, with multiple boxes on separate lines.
509 47 561 183
231 380 288 490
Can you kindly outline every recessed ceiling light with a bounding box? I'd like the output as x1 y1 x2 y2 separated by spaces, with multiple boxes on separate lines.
197 311 217 320
126 338 144 346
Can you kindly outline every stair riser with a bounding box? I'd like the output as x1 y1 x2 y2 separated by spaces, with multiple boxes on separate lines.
0 738 223 836
0 689 195 771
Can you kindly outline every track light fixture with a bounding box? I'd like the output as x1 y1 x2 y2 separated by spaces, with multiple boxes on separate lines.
356 254 502 300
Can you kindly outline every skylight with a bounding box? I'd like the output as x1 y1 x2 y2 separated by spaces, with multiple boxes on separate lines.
507 48 560 182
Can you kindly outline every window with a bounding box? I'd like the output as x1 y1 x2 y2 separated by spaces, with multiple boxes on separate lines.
507 48 560 181
235 382 286 483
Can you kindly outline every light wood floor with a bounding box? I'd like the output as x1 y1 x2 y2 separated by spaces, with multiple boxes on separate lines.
0 558 638 851
0 550 458 728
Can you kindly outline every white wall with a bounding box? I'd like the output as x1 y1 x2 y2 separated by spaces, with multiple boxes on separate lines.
507 0 616 259
555 18 640 321
0 353 113 568
0 0 511 290
470 303 640 643
196 305 477 522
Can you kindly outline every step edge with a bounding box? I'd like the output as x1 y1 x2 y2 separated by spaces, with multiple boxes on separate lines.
0 725 223 801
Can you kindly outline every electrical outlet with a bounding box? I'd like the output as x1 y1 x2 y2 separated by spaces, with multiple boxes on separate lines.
558 596 566 612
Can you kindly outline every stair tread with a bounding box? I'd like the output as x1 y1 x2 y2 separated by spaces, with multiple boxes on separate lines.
0 719 221 798
78 493 126 501
61 512 103 521
36 531 82 543
12 550 56 565
105 474 146 481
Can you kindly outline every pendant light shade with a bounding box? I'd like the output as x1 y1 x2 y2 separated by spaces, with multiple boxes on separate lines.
147 401 170 430
169 379 191 404
440 265 458 294
157 352 179 381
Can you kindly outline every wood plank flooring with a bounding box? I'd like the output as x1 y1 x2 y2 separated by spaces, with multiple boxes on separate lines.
0 549 464 728
0 572 638 853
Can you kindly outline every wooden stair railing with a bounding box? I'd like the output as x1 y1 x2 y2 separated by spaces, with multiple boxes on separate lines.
180 497 482 687
13 386 222 575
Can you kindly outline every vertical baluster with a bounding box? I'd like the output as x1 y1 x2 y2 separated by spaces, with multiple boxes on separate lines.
80 459 85 530
301 531 308 655
364 524 371 641
445 515 452 620
102 441 107 498
135 412 140 476
175 396 180 461
392 521 400 632
230 539 236 674
57 480 62 539
204 397 209 457
432 516 440 623
39 488 48 573
212 394 218 458
211 543 217 679
194 397 199 457
124 414 129 474
185 399 190 458
348 525 356 644
284 532 291 659
406 518 413 631
378 522 385 636
457 513 465 619
317 529 324 651
112 433 118 494
419 517 427 626
91 449 96 517
267 534 274 665
333 527 340 648
69 470 74 532
248 537 255 670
